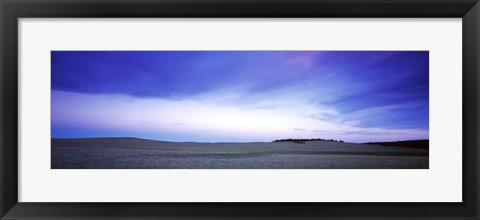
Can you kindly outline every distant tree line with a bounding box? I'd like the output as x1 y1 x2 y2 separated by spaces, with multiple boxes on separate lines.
273 138 344 144
364 139 429 148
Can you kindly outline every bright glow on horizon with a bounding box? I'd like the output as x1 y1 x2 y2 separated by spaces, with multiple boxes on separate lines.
52 90 428 143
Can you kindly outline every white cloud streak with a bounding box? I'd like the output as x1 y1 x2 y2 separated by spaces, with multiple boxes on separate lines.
52 90 428 143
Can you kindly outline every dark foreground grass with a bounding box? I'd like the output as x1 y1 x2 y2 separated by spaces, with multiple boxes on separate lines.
51 138 429 169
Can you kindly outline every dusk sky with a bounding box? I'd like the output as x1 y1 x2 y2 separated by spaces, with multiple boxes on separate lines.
51 51 428 143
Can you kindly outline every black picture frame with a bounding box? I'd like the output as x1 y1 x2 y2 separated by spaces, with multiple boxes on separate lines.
1 0 479 219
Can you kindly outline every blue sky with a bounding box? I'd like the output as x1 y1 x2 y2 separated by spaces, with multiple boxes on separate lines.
51 51 429 143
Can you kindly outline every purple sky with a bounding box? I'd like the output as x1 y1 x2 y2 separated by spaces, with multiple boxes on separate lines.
51 51 429 143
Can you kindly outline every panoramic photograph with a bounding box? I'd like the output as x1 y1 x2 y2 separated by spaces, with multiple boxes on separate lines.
51 51 429 169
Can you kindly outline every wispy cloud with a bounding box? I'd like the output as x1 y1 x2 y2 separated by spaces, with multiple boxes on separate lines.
286 52 322 68
169 122 185 126
52 89 428 143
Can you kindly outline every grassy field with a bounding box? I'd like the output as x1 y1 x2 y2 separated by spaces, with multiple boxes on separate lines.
51 138 429 169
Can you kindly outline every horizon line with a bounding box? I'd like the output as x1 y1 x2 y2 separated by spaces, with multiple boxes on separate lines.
50 136 429 144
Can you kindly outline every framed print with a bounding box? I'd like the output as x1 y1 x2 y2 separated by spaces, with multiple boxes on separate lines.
50 50 430 169
1 0 479 219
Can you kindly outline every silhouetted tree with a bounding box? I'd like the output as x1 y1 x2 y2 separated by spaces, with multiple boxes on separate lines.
273 138 344 143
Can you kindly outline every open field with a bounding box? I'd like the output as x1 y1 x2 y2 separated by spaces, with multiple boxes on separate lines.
51 138 429 169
